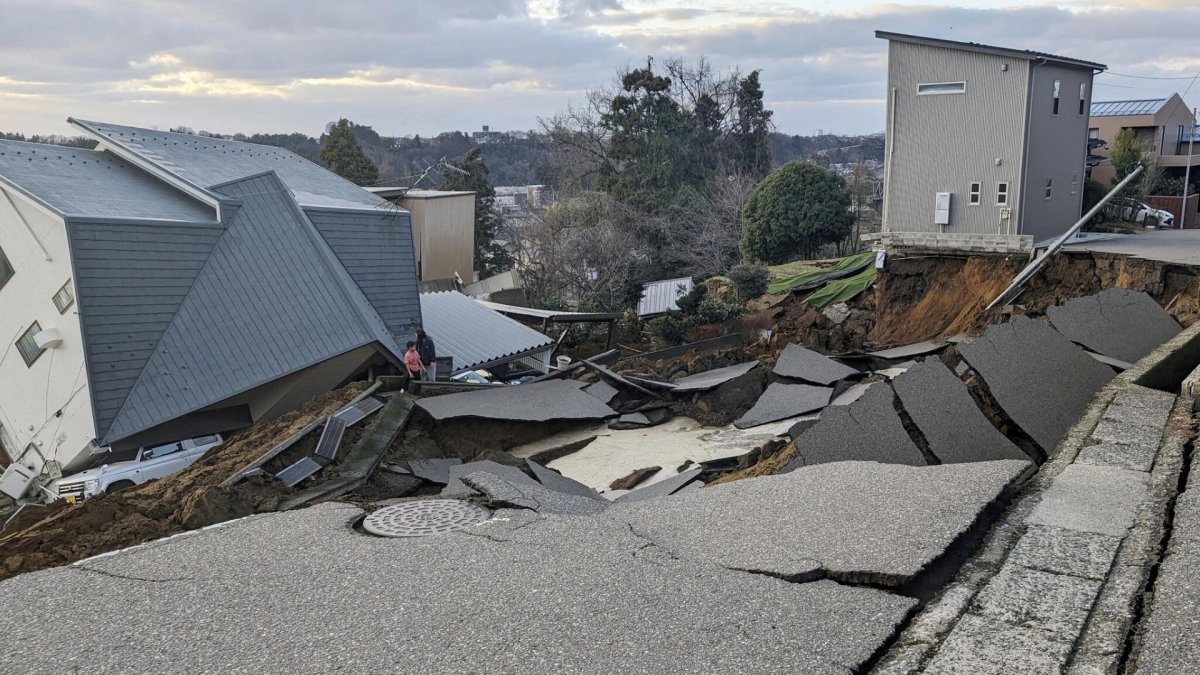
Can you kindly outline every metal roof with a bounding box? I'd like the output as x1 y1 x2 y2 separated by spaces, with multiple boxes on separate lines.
474 299 620 323
69 119 387 211
91 171 401 443
0 139 215 221
637 277 694 317
1090 99 1168 117
876 31 1107 71
419 291 553 372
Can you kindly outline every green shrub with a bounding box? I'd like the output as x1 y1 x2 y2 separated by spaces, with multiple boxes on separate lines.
728 262 769 301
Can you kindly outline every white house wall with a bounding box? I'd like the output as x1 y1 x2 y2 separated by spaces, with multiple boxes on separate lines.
0 188 96 473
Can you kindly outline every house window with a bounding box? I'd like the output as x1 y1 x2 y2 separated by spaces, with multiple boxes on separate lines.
969 182 981 205
1071 174 1079 195
997 182 1009 206
0 247 12 291
1053 80 1061 115
52 280 74 314
16 322 44 367
917 82 966 95
1045 178 1054 200
1079 83 1087 116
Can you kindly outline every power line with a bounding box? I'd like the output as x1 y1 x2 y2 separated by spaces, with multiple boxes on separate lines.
1101 72 1200 81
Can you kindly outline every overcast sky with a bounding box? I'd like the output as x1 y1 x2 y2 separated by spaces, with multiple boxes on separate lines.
2 0 1198 139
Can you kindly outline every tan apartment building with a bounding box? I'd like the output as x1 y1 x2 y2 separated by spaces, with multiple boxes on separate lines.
1088 95 1199 186
370 188 476 282
877 31 1106 244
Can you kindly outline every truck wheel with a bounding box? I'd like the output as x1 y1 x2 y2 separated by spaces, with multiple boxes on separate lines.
106 480 136 493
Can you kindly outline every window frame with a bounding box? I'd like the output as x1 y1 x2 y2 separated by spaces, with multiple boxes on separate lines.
1045 178 1054 200
1052 79 1061 116
0 246 12 292
996 182 1010 206
968 181 982 206
1078 83 1088 116
16 322 44 368
52 280 74 314
917 81 967 96
1071 173 1080 195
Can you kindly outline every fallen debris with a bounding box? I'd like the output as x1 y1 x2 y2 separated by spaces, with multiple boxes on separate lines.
891 360 1030 464
462 472 610 515
610 466 661 491
670 361 759 392
407 458 463 485
525 460 604 501
734 383 833 429
616 468 703 503
609 408 671 430
773 343 859 385
442 460 541 497
1046 288 1181 363
958 316 1114 452
416 379 618 423
783 383 926 470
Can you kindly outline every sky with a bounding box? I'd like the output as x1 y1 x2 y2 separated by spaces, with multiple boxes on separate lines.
2 0 1199 139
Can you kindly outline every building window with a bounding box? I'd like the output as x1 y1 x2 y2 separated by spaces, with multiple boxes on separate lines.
969 182 981 205
1053 80 1061 115
1089 128 1100 140
917 81 966 95
1079 83 1087 116
997 182 1009 206
0 246 12 291
1045 178 1054 200
1071 174 1079 195
52 280 74 314
16 322 44 367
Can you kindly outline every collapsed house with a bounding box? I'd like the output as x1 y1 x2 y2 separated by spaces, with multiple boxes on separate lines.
0 120 421 499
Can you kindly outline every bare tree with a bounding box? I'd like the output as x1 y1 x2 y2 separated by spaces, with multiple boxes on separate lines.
663 172 759 277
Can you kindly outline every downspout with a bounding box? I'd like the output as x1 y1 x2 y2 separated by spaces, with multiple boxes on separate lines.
1015 57 1047 237
0 187 52 261
882 86 897 232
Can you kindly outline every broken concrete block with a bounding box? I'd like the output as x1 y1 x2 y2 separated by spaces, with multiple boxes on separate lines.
408 457 462 484
787 416 820 441
734 383 833 429
670 362 759 392
969 564 1103 637
1005 524 1122 581
461 472 609 515
609 466 661 491
1025 463 1149 537
614 459 1031 587
891 359 1029 464
417 379 618 423
1046 288 1181 363
958 315 1114 453
582 380 620 404
868 340 946 360
784 383 926 470
609 408 671 431
615 469 703 504
526 460 604 501
822 302 851 325
773 343 859 385
440 460 541 497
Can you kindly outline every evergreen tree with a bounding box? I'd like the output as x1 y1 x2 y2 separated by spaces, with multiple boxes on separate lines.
741 161 853 263
734 70 773 178
444 148 514 276
320 118 379 185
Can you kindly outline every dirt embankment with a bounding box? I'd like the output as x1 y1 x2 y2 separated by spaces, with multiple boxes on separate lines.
0 383 369 581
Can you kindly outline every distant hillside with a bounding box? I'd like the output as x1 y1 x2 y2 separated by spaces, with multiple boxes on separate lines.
1 125 885 188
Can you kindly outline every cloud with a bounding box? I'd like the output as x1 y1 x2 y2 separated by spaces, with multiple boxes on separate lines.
0 1 1198 138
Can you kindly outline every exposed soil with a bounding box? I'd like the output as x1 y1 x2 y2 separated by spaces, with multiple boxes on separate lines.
0 383 370 581
707 441 800 487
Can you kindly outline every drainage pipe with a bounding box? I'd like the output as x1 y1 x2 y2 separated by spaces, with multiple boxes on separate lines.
986 165 1144 310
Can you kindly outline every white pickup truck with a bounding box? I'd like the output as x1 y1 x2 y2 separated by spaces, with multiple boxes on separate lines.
48 435 224 503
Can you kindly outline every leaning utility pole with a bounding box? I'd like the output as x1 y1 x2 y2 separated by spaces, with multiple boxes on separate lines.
1183 108 1195 229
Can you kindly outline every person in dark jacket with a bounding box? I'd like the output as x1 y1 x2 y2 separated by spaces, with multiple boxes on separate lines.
415 329 438 381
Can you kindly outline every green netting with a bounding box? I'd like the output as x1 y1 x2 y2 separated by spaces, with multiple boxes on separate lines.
765 251 875 295
804 265 878 309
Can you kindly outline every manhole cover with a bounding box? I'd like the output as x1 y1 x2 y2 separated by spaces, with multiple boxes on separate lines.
362 500 491 538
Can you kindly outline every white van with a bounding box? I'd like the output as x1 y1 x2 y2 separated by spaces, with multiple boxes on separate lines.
48 435 224 503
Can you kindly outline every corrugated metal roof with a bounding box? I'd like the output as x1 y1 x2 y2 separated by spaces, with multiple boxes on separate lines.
1090 99 1168 117
0 139 215 221
70 119 386 211
420 291 553 372
100 171 400 443
876 31 1107 71
637 277 694 317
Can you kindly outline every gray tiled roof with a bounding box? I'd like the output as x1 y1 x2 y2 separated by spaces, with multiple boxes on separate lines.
419 291 553 372
70 119 387 210
94 171 400 443
1090 99 1168 117
0 139 214 221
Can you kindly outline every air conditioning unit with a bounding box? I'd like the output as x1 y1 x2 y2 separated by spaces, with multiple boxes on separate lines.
34 327 63 349
0 463 37 500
